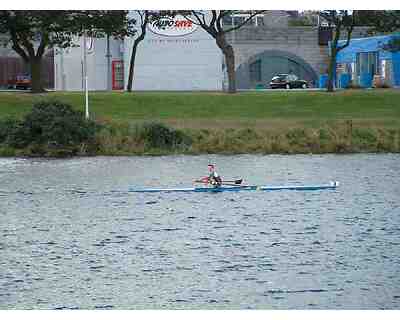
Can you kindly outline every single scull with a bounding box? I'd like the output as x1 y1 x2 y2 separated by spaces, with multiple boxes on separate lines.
129 181 339 193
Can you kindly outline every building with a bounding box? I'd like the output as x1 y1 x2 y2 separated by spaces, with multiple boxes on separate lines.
1 11 383 92
335 34 400 88
123 11 221 91
54 36 123 91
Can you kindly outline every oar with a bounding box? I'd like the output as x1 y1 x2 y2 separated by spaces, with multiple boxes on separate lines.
222 179 243 184
194 179 209 184
220 182 256 188
220 182 243 187
194 178 243 184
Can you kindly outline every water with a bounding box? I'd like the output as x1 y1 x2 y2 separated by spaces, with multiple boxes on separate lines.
0 154 399 309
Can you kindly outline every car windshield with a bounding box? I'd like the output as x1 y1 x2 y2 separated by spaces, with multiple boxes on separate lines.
16 75 30 81
271 75 287 81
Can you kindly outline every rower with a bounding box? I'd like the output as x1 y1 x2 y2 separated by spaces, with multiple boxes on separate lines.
206 164 222 187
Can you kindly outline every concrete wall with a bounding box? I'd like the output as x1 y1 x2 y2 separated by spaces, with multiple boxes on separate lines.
227 26 371 88
228 27 329 82
124 12 222 91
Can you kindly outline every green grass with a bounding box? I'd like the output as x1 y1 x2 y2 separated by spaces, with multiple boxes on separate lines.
1 90 400 156
1 90 399 129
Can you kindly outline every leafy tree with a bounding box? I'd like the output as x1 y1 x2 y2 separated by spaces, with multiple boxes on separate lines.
356 10 400 33
0 11 135 93
319 10 358 92
182 10 266 93
382 37 400 52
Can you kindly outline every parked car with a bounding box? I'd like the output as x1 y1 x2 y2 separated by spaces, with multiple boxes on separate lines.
8 75 31 90
269 74 308 89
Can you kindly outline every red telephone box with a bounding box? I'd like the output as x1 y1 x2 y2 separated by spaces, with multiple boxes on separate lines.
112 60 124 90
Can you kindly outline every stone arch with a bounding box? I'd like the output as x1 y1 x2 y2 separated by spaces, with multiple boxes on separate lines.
235 50 319 89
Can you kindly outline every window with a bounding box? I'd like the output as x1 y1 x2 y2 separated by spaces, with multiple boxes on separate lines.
356 52 380 75
233 16 246 26
222 14 265 27
249 60 262 82
256 16 264 26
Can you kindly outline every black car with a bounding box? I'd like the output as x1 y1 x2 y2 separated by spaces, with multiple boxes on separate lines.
269 74 308 89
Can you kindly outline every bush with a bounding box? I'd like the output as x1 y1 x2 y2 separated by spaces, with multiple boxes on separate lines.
137 122 192 149
7 100 100 155
0 118 18 143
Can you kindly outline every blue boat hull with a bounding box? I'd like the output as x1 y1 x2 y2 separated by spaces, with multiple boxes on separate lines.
129 181 339 193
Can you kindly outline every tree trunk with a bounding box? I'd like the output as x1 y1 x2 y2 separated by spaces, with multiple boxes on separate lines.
327 48 337 92
327 28 340 92
127 40 140 92
216 34 236 93
127 12 148 92
30 57 45 93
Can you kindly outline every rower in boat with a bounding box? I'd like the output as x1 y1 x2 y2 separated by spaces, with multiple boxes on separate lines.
200 164 222 187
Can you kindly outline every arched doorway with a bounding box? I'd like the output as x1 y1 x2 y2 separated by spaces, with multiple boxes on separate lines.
236 50 318 89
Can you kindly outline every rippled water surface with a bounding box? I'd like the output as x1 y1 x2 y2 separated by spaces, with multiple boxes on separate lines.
1 154 399 309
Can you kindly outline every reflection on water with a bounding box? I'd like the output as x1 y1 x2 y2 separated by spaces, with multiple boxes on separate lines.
0 154 399 309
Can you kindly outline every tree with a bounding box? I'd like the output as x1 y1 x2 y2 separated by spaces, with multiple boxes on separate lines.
319 10 358 92
127 11 150 92
356 10 400 33
182 10 266 93
0 11 135 93
125 10 182 92
382 37 400 52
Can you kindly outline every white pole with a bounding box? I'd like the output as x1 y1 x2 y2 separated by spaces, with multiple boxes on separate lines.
85 76 89 119
106 34 112 91
83 30 89 119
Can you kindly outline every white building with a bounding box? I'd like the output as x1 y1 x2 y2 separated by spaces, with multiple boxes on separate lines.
54 36 123 91
124 12 222 91
54 12 222 91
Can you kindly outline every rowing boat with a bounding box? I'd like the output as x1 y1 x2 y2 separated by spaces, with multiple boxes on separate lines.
129 181 339 193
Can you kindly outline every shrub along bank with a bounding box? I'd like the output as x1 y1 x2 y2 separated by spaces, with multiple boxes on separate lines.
0 100 399 157
93 120 400 155
0 101 99 157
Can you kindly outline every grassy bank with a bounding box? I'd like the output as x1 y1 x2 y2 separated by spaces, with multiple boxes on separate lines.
1 90 400 124
93 121 400 156
0 90 399 156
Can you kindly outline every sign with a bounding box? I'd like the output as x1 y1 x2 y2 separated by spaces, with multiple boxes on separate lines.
148 15 198 37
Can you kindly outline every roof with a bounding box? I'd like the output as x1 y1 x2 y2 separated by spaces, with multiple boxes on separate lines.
335 33 400 63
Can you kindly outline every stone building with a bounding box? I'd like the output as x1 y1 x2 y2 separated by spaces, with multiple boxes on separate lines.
228 12 371 89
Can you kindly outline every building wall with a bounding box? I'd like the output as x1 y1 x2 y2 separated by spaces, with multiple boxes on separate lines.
228 26 371 89
54 36 122 91
336 34 394 63
336 34 400 87
124 12 222 91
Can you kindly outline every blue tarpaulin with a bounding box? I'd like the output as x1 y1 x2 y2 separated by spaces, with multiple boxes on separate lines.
359 73 373 88
319 74 328 88
339 73 351 88
392 52 400 86
334 34 400 88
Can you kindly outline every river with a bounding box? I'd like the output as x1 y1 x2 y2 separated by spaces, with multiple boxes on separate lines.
1 154 399 309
